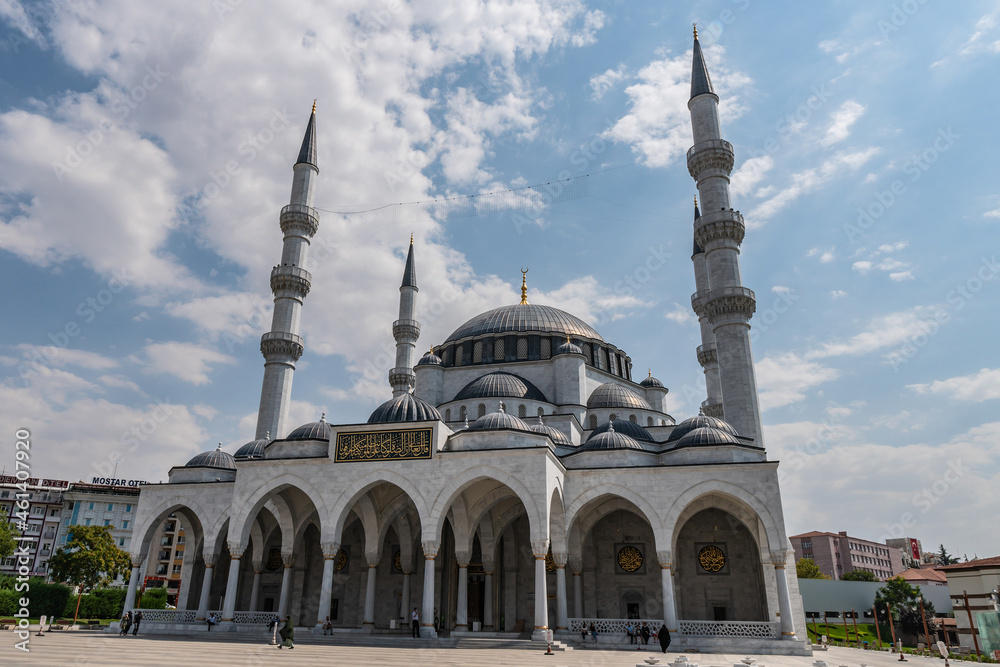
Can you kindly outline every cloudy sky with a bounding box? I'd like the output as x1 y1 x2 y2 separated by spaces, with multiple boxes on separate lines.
1 1 998 559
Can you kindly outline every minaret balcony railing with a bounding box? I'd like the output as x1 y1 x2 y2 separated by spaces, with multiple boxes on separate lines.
392 318 421 341
686 138 735 179
696 343 718 367
279 203 319 237
270 264 313 298
260 331 304 361
694 209 746 248
692 286 756 322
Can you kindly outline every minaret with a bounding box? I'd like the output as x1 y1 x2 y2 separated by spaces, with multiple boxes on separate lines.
691 196 724 418
687 27 764 445
255 102 319 440
389 235 420 396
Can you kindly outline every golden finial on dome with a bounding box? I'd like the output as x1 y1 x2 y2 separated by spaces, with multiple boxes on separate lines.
693 23 698 39
519 267 529 305
649 369 653 378
311 99 317 114
410 232 414 245
694 194 698 207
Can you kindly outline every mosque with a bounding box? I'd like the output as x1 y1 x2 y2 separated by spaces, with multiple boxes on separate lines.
129 29 810 654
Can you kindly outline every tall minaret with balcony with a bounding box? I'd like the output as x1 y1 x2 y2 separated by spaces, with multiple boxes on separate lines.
389 237 420 397
691 196 724 418
255 103 318 440
687 28 764 445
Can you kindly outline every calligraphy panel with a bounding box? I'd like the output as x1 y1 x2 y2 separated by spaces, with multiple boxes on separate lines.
335 428 433 462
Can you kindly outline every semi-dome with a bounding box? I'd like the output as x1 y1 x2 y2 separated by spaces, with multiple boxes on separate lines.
579 427 644 452
586 382 652 410
590 419 654 442
667 415 739 442
417 349 442 366
467 405 533 433
286 414 332 441
673 426 741 448
530 416 571 446
555 339 583 356
368 393 442 424
454 372 548 402
185 445 236 469
639 371 664 388
234 438 268 460
445 304 604 343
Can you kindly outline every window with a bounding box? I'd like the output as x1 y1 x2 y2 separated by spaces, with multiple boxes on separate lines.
107 503 114 512
518 404 526 418
459 405 467 421
125 505 132 512
103 519 110 526
155 564 168 575
516 337 527 360
88 502 94 510
84 519 92 526
176 535 185 545
494 339 505 360
445 409 451 422
629 414 637 423
32 506 44 515
1 491 8 499
609 413 618 422
588 415 597 429
537 407 544 417
455 344 464 366
161 536 173 546
67 501 74 510
540 338 550 359
122 521 129 529
172 564 182 574
49 509 58 517
647 416 653 426
119 538 125 547
477 403 486 418
473 341 483 363
609 352 618 374
42 543 50 554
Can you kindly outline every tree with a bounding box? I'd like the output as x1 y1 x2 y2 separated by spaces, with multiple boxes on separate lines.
938 544 959 565
0 508 19 559
874 576 937 641
47 525 131 622
797 558 832 579
842 569 879 582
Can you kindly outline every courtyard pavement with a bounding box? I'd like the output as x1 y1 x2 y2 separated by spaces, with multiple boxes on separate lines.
3 632 957 667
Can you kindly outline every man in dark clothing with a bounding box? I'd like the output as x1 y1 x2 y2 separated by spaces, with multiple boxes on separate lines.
131 610 142 635
411 607 420 638
640 622 650 648
658 624 671 653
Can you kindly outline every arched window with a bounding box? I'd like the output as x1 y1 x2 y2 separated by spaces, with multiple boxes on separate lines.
456 344 464 366
516 337 528 360
609 413 617 422
518 404 526 418
473 341 483 363
494 338 505 361
588 414 597 429
459 405 467 420
445 409 451 422
537 407 544 417
647 416 654 427
478 403 486 418
582 343 592 364
629 414 637 423
609 352 618 375
540 338 551 359
661 419 666 426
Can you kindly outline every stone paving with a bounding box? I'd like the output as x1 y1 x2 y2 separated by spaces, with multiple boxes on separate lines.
3 632 957 667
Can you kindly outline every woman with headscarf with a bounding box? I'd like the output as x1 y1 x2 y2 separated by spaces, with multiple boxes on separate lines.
658 623 671 653
278 616 295 649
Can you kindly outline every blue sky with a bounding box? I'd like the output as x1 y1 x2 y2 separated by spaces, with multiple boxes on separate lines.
1 1 997 559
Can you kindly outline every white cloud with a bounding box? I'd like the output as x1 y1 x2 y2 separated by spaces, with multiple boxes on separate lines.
889 271 914 281
808 306 944 359
141 342 236 385
664 302 695 325
806 247 835 263
98 374 144 393
730 155 774 198
589 65 626 100
984 208 1000 219
877 241 908 254
830 290 848 299
852 260 873 273
756 352 839 411
909 367 1000 402
820 100 866 147
13 345 118 371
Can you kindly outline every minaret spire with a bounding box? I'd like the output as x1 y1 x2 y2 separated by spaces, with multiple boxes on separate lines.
519 268 529 305
390 237 421 397
254 104 320 440
686 33 763 444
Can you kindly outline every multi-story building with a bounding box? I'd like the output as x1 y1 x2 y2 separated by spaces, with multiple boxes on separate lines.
937 557 1000 655
0 476 68 577
144 515 186 606
791 531 905 581
59 483 142 586
886 537 924 569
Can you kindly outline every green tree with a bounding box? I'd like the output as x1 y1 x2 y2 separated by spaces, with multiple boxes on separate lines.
796 558 832 579
938 544 959 565
0 508 20 559
137 586 167 610
842 569 879 582
47 525 130 622
874 576 936 641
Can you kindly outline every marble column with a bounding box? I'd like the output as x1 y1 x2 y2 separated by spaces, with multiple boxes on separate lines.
122 555 144 613
249 560 263 612
569 556 583 619
363 558 379 627
316 543 338 629
420 541 438 638
657 550 678 631
482 560 494 629
196 552 218 621
553 552 568 631
400 570 411 625
277 551 294 619
772 550 797 638
455 551 469 629
530 540 549 640
221 542 245 622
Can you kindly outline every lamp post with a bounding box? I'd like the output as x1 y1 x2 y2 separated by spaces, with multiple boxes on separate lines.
887 603 905 662
962 590 982 659
873 606 884 650
918 597 932 656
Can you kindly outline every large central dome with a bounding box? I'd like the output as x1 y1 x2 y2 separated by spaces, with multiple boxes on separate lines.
445 304 604 343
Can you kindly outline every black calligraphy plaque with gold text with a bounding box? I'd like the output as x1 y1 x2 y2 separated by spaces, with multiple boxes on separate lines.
335 428 433 462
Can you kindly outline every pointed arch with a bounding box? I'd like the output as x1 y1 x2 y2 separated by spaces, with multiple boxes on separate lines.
327 470 429 546
132 496 211 558
427 465 543 542
663 480 781 554
230 473 329 546
565 482 666 550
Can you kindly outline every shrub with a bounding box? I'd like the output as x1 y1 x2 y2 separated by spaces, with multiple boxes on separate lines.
64 588 128 619
137 587 167 610
0 579 72 618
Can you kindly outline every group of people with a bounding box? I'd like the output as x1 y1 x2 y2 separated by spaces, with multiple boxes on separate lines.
583 620 671 653
118 610 142 636
273 615 294 649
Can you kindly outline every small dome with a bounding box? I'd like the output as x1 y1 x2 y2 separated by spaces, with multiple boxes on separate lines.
467 404 533 433
185 445 236 469
555 339 583 356
590 419 654 442
234 438 268 460
673 426 741 448
667 415 739 442
286 414 332 441
586 382 652 410
417 349 442 366
530 416 571 446
368 393 442 424
579 427 644 452
639 371 664 388
454 372 548 402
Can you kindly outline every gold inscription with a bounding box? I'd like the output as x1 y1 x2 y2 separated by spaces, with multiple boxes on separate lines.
698 545 726 572
335 428 432 462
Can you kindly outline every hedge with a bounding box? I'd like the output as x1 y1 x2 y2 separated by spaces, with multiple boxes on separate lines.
136 586 167 610
0 579 72 618
65 588 129 619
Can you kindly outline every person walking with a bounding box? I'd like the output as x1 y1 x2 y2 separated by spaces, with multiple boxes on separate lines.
658 624 671 654
411 607 420 638
277 616 295 649
641 621 651 648
119 611 132 636
131 610 142 636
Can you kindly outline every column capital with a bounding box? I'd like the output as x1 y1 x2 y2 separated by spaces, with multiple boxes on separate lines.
530 539 549 558
567 555 583 572
202 552 219 567
364 547 381 566
321 542 340 559
130 553 146 569
281 551 295 567
770 550 790 567
227 541 246 559
421 541 439 558
252 559 264 572
481 558 496 574
552 551 568 567
455 551 471 567
656 550 673 568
